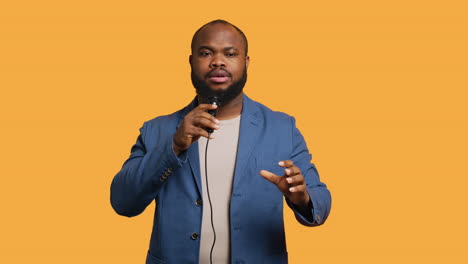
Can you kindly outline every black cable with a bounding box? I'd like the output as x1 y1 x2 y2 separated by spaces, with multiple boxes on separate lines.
204 135 216 264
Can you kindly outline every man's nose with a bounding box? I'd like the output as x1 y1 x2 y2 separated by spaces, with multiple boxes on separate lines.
210 54 225 68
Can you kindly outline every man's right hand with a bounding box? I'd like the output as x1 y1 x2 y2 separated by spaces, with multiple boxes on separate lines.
173 104 220 156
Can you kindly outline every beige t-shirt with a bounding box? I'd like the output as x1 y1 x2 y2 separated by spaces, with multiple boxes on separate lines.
198 115 241 264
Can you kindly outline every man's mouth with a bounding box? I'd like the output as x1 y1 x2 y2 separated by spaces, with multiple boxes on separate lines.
208 70 231 83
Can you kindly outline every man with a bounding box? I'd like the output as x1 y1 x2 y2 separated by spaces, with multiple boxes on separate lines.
111 20 331 264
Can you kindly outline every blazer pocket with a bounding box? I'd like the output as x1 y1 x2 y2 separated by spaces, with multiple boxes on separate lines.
146 250 166 264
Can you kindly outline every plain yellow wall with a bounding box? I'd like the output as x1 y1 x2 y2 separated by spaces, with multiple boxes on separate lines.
1 1 467 263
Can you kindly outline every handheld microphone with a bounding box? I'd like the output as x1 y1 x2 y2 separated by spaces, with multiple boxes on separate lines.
204 96 219 264
206 96 220 133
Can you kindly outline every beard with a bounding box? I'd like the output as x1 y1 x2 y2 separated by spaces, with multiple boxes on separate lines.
191 67 247 106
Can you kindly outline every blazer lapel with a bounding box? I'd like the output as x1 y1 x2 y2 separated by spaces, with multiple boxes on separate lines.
176 97 203 197
187 142 202 197
232 94 263 190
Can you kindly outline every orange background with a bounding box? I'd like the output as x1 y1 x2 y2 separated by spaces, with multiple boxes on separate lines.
1 1 467 263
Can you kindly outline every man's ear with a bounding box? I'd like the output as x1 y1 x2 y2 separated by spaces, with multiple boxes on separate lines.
189 54 193 66
245 56 250 68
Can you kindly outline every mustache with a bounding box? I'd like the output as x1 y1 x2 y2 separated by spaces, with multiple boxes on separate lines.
206 68 232 78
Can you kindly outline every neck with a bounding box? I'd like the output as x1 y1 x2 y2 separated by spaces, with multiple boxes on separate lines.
198 92 243 120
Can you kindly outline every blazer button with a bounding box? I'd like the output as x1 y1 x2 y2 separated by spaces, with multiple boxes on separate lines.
195 199 202 206
191 232 199 240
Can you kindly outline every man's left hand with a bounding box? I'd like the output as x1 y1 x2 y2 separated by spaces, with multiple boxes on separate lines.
259 160 310 207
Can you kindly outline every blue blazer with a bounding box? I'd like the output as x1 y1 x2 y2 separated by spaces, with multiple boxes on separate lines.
111 94 331 264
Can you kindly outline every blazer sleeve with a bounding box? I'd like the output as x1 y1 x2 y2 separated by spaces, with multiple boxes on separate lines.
285 117 332 226
110 121 188 217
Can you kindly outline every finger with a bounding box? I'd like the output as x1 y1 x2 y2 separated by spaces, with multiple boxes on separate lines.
284 166 301 176
191 127 214 139
278 160 295 168
193 116 220 131
288 184 306 193
197 103 218 111
196 111 220 125
285 174 305 185
259 170 281 185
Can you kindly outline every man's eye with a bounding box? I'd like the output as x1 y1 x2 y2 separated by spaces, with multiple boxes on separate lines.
200 51 211 56
227 53 237 57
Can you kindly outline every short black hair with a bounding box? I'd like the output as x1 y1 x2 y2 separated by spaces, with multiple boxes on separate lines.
191 19 248 56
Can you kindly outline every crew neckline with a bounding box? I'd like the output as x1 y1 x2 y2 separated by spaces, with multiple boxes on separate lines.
218 115 241 125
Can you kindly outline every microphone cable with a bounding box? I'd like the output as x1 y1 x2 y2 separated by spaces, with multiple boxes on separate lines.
204 134 216 264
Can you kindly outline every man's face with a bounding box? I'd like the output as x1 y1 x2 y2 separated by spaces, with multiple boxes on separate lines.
190 23 250 105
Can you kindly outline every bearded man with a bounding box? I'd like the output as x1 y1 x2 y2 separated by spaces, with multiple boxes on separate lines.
111 19 331 264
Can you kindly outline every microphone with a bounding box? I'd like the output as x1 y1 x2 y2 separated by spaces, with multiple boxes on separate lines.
206 96 220 133
204 96 219 263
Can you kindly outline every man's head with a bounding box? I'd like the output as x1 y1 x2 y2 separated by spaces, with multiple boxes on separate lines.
190 20 250 105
